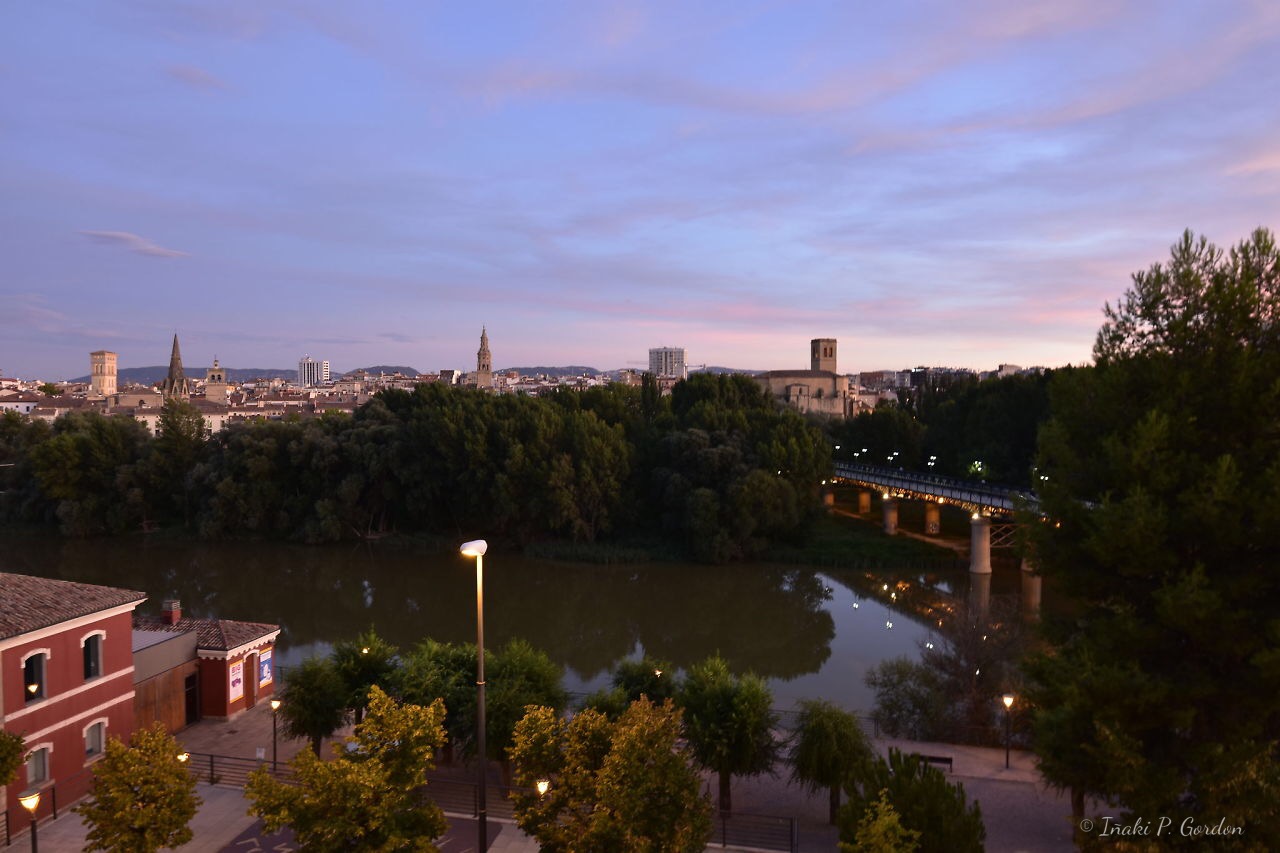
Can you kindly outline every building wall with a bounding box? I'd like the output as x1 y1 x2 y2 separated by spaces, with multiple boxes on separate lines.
134 660 199 734
648 347 687 379
1 605 138 831
90 350 118 398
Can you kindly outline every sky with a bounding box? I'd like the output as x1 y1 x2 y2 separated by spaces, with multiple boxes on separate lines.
4 1 1279 381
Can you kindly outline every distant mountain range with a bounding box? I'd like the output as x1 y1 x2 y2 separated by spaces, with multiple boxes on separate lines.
70 366 297 385
69 364 756 385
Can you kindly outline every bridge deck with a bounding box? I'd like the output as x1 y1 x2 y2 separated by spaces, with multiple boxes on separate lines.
832 463 1040 516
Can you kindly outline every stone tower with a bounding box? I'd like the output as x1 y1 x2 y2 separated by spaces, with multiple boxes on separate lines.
205 357 229 404
90 350 118 397
810 338 837 373
161 333 191 398
475 327 493 388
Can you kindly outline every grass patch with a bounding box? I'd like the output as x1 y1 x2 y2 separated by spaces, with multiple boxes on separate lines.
766 510 964 571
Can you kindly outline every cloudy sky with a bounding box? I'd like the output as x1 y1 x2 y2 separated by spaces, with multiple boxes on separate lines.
4 1 1279 380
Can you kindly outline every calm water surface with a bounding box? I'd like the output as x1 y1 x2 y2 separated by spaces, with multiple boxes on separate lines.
5 535 1005 712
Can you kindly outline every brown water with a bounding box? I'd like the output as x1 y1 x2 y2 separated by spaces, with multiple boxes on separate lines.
3 534 994 711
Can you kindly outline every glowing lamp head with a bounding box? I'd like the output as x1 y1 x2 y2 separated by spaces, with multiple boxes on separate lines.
18 792 40 814
1002 693 1015 710
177 752 190 763
270 699 282 711
460 539 488 558
536 779 550 797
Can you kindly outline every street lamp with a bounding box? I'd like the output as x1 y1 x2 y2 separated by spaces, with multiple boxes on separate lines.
1002 693 1015 769
460 539 489 853
18 791 39 853
270 698 282 771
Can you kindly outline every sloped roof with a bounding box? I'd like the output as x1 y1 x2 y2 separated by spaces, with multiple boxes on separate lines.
133 614 278 652
0 572 147 639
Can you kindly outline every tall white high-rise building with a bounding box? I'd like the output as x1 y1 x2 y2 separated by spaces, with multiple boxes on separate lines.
648 347 687 379
298 356 329 387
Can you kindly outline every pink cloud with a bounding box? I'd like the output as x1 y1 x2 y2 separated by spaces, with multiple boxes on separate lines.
80 230 187 258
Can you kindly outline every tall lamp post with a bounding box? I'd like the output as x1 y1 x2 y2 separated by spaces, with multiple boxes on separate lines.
18 791 40 853
1002 693 1015 769
270 698 282 772
460 539 489 853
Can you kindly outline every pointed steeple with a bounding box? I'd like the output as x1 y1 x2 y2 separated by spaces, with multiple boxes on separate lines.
161 333 191 398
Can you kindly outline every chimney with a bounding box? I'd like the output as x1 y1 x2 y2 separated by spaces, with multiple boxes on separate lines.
162 599 182 625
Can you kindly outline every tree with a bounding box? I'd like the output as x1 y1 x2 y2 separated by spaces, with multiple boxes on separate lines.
839 789 921 853
247 686 448 852
483 639 567 776
509 699 712 852
394 639 477 764
331 628 398 723
0 730 23 787
38 382 59 396
677 655 779 812
789 699 874 824
278 656 349 755
145 397 209 527
1024 228 1280 843
612 655 675 704
76 723 201 853
838 749 983 853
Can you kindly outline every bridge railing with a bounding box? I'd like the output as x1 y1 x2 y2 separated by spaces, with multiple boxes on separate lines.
832 463 1039 513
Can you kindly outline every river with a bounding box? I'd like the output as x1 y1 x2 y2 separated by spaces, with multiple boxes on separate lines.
4 533 1013 712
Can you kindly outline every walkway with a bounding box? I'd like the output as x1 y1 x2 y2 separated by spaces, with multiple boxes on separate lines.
23 701 1076 852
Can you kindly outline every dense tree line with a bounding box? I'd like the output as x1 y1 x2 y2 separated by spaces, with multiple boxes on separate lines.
1024 228 1280 844
828 372 1053 487
0 374 830 562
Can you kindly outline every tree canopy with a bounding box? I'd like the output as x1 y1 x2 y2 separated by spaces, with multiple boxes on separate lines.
509 699 712 852
76 723 201 853
677 654 779 812
1024 228 1280 843
246 686 448 852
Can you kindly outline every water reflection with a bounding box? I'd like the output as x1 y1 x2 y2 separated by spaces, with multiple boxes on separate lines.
5 535 981 711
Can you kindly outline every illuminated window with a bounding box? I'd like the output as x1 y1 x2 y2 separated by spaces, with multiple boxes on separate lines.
23 653 46 702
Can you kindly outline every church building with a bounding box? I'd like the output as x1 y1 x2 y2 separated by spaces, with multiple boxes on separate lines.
756 338 853 418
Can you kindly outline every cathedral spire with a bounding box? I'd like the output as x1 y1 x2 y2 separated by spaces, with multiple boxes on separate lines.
161 332 191 398
475 326 493 387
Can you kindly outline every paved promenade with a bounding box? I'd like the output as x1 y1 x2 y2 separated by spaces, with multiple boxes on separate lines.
22 700 1076 852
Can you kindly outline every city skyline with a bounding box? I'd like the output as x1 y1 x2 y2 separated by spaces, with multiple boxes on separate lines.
5 2 1280 380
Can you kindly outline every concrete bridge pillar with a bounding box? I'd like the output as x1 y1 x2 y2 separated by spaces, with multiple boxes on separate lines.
969 515 992 574
924 502 941 536
857 490 872 514
882 497 898 536
968 572 991 619
1021 557 1042 619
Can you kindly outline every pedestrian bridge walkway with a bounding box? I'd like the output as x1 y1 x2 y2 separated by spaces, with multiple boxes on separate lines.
832 462 1040 517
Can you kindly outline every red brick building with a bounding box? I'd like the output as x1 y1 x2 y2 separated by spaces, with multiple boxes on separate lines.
134 601 279 725
0 573 146 832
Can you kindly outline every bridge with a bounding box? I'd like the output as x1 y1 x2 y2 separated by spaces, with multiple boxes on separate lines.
830 463 1044 614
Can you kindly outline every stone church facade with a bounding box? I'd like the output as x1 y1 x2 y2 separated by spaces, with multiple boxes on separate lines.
756 338 853 418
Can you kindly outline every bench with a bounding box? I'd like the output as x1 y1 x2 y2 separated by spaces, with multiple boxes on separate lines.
916 753 953 772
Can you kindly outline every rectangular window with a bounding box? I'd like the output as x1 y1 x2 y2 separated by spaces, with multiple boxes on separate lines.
26 748 49 787
86 722 105 757
84 635 103 680
24 654 45 702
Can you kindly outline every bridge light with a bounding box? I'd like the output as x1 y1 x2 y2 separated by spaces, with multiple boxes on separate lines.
885 621 893 629
925 642 934 649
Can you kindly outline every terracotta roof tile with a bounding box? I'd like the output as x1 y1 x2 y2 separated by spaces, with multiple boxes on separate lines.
0 572 147 639
132 614 278 652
